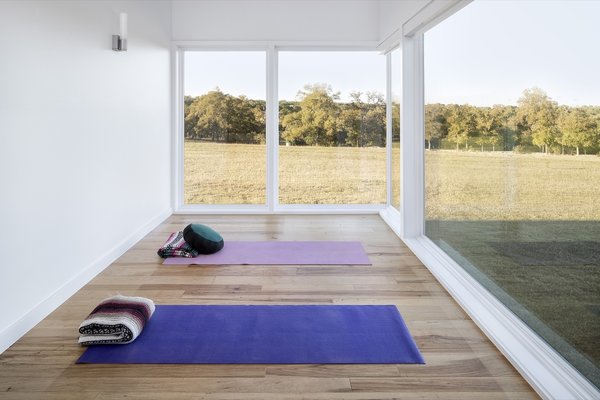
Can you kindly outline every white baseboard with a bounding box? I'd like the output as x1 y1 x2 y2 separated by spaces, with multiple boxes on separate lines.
378 208 599 400
0 208 172 355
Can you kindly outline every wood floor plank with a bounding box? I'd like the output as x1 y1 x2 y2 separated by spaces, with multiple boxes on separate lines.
265 364 402 378
350 376 506 392
0 215 538 399
42 376 352 393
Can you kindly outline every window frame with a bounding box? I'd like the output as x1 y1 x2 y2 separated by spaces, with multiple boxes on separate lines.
174 46 270 212
173 43 390 214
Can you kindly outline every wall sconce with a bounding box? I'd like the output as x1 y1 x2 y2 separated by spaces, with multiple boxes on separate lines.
112 13 127 51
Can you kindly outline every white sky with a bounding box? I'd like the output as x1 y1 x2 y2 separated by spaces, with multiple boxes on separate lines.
425 0 600 106
185 51 267 99
184 51 385 102
184 0 600 107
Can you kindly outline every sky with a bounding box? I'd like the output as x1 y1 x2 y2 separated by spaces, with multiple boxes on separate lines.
424 0 600 106
184 51 385 102
184 0 600 107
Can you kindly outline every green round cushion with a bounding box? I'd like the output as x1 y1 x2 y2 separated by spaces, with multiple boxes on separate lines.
183 224 224 254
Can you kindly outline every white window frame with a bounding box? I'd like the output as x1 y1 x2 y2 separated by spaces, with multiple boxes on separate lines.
379 1 600 399
172 45 271 214
172 42 389 214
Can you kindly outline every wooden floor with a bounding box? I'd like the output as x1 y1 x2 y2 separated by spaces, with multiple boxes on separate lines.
0 215 538 399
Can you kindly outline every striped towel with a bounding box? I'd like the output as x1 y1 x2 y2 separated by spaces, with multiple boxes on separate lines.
157 231 199 258
78 295 155 345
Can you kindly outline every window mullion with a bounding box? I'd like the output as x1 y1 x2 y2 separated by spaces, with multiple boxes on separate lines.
266 45 279 212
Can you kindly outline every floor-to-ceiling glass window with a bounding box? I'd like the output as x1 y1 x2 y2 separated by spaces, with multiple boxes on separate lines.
424 0 600 387
183 51 267 205
278 51 386 205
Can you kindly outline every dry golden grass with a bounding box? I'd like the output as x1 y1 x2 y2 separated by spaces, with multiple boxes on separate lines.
184 141 386 205
184 142 267 204
391 142 401 209
425 150 600 220
184 141 600 220
279 145 387 204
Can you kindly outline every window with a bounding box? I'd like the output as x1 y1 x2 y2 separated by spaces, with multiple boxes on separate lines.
183 51 267 205
278 51 386 205
424 0 600 387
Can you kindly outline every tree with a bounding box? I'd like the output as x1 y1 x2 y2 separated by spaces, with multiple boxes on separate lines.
447 104 477 150
363 91 386 147
517 87 559 154
226 96 264 143
184 95 199 139
558 107 597 155
492 106 520 151
185 89 231 141
391 100 400 143
247 98 267 143
184 90 265 144
338 92 365 147
474 106 503 151
424 104 447 150
281 84 340 146
184 95 195 109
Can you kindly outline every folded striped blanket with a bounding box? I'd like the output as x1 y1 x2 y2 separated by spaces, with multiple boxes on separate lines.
157 231 199 258
78 295 155 345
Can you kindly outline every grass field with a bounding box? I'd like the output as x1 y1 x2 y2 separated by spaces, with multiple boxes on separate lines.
185 141 600 220
184 142 386 205
425 150 600 221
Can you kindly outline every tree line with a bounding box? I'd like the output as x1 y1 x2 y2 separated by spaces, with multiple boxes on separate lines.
424 88 600 155
185 84 385 147
185 85 600 155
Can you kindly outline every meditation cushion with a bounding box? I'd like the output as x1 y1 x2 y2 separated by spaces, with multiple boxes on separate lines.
183 224 224 254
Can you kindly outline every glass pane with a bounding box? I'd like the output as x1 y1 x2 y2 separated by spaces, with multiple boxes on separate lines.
391 50 401 210
278 52 386 204
183 51 266 204
425 0 600 388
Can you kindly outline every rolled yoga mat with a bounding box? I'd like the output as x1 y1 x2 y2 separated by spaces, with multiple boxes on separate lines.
77 305 424 364
162 241 371 265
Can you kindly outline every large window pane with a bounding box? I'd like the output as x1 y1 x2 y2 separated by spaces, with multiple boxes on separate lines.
278 52 386 204
184 51 266 205
425 0 600 388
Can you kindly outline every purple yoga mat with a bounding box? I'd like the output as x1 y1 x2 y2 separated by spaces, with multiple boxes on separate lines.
77 305 424 364
162 241 371 265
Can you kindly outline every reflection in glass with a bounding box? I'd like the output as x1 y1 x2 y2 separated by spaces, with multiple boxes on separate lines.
424 0 600 388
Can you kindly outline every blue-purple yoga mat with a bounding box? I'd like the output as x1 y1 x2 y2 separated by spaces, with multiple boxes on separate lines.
162 241 371 265
77 305 424 364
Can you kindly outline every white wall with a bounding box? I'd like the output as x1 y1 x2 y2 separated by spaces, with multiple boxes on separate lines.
379 0 428 44
172 0 379 42
0 0 172 352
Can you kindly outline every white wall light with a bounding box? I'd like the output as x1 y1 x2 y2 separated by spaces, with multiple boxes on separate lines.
112 12 128 51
